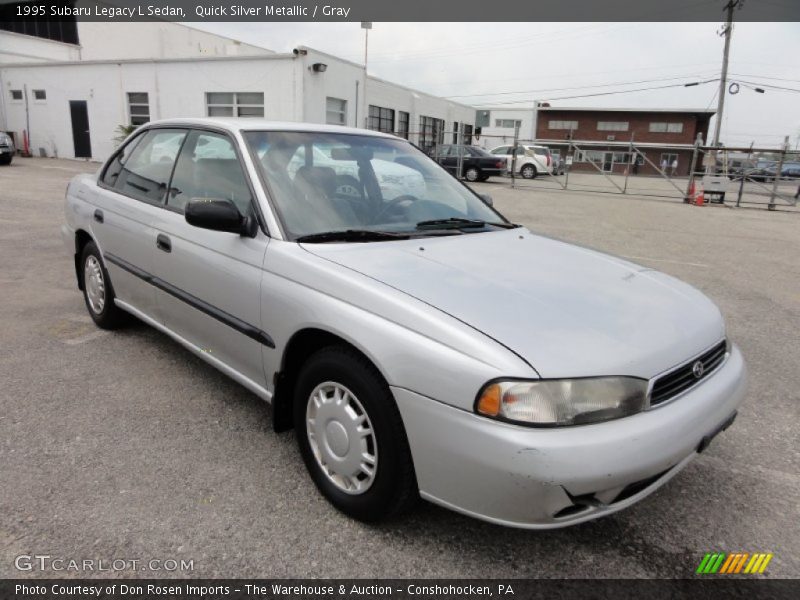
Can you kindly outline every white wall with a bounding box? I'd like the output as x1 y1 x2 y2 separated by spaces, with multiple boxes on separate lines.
0 21 272 65
299 47 476 143
75 22 273 61
0 55 297 160
0 30 81 63
0 48 478 161
477 107 537 148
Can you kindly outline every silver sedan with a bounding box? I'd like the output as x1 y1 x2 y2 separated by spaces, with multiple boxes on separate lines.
62 118 746 528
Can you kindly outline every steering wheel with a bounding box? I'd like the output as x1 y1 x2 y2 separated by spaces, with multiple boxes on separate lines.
372 195 419 224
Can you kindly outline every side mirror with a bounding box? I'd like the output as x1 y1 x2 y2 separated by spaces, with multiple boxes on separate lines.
478 193 493 207
185 198 256 237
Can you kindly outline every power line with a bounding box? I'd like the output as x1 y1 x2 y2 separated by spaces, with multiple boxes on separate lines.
733 79 800 93
477 79 719 107
729 72 800 84
444 73 719 99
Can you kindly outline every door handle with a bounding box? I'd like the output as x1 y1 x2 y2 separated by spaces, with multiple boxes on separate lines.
93 209 103 223
156 234 171 253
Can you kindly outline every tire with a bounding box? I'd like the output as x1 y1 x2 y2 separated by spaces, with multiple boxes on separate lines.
464 167 480 182
294 346 418 522
80 241 127 329
520 163 537 179
478 175 490 182
0 155 11 166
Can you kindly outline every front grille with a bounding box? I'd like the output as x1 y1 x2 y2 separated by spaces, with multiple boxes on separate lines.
650 340 727 406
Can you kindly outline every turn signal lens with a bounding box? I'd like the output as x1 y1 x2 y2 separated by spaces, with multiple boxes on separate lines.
476 383 502 416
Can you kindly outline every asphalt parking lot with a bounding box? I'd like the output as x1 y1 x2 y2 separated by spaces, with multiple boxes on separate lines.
1 157 798 579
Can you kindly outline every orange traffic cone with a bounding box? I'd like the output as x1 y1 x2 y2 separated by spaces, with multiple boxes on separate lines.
695 183 705 206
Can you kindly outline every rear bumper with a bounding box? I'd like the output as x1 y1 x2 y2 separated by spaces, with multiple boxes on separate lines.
394 345 747 529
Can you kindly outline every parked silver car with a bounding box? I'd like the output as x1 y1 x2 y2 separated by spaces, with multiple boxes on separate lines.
62 118 747 529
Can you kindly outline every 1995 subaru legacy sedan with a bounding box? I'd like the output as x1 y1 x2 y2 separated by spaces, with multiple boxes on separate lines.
62 118 747 528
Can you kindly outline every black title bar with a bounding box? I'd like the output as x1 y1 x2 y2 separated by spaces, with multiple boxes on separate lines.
1 0 799 22
2 579 799 600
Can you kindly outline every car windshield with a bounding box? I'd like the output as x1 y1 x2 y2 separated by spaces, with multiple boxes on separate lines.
243 131 508 240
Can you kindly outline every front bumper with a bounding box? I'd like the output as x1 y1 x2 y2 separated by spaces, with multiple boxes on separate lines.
394 345 747 529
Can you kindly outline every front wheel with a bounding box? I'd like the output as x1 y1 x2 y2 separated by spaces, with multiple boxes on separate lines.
464 166 480 182
294 346 417 522
520 163 537 179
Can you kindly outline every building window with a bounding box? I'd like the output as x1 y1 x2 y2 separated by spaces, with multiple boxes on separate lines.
10 90 23 102
0 7 79 45
368 105 395 133
326 97 347 125
660 153 679 168
649 122 684 133
452 122 459 144
549 120 578 130
419 116 444 152
495 119 521 128
205 92 264 118
397 111 409 139
127 92 150 126
32 89 46 101
597 121 629 131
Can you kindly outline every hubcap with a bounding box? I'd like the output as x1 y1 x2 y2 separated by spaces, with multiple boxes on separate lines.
84 255 105 314
466 170 478 181
306 381 377 495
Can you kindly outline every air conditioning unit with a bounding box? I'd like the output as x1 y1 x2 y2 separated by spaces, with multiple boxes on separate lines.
607 135 616 141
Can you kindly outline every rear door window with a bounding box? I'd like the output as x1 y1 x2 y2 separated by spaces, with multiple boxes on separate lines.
113 129 187 204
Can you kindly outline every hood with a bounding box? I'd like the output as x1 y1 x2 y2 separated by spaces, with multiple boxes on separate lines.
304 228 725 379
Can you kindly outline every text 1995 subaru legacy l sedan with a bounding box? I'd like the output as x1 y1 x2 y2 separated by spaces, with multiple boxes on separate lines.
62 118 746 528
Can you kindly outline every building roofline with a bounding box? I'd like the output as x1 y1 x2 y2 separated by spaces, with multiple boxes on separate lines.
0 52 296 68
536 106 716 114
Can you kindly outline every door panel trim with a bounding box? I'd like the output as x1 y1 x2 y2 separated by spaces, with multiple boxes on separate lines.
104 252 275 348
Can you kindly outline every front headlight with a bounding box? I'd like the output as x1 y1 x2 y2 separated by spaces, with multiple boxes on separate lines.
475 377 648 427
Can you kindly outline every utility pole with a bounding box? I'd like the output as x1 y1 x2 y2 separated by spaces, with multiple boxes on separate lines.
362 22 371 129
712 0 742 147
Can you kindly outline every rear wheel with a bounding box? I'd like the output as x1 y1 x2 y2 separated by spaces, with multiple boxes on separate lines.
464 166 480 182
294 346 417 522
0 155 11 166
520 163 537 179
80 241 127 329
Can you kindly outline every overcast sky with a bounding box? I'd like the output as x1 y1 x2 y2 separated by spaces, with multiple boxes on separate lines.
188 21 800 148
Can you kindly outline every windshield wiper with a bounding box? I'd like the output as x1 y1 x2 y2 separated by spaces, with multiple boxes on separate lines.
416 218 519 230
296 229 410 243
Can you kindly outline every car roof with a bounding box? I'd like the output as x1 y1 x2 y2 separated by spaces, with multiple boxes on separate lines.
141 117 400 139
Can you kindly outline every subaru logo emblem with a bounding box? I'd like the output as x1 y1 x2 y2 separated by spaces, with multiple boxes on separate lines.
692 361 705 379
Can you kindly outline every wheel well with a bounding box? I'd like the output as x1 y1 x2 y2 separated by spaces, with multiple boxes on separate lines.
74 229 94 290
271 328 380 433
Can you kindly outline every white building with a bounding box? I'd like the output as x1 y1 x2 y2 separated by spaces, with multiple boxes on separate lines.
474 107 538 149
0 18 273 63
0 22 475 161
